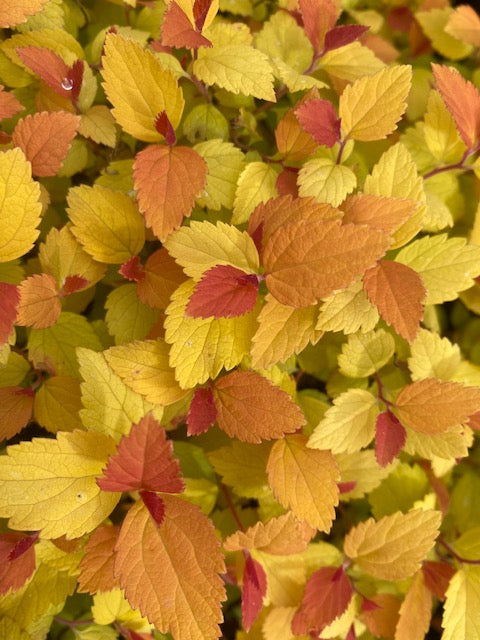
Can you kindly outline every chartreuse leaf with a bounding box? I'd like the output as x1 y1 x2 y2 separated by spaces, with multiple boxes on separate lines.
67 184 145 264
164 220 259 279
101 33 184 142
194 139 245 210
442 567 480 640
338 329 395 378
316 279 379 334
232 162 279 224
165 280 259 388
0 351 30 387
408 329 461 381
92 588 152 633
34 375 83 433
368 462 429 518
0 0 49 27
105 284 158 345
0 431 120 539
0 148 42 263
424 90 466 163
0 617 31 640
77 348 164 442
344 509 441 580
114 497 226 640
308 389 379 454
298 158 357 207
72 624 118 640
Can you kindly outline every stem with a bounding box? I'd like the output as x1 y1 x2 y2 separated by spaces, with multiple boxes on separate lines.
221 484 245 532
336 137 348 164
374 373 395 410
437 537 480 565
54 617 94 628
189 74 211 102
422 148 478 180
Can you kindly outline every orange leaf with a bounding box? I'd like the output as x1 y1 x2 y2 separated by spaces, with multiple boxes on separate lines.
394 570 432 640
0 85 23 120
136 248 186 310
298 0 338 52
242 554 267 631
115 497 226 640
212 370 306 443
266 435 340 531
16 273 61 329
16 47 83 103
422 560 455 601
0 283 19 344
276 168 299 198
12 111 80 177
263 218 390 307
161 1 212 48
77 525 120 594
275 108 318 162
394 378 480 434
361 593 401 638
363 260 426 342
97 414 184 493
340 194 418 235
134 144 208 242
432 63 480 150
0 532 36 595
0 0 49 28
0 386 34 441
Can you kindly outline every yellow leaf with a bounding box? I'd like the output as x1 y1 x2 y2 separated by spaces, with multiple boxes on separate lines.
15 0 64 32
194 44 275 101
92 588 152 632
416 8 472 60
0 430 120 539
368 462 429 518
77 348 163 441
67 184 145 264
442 567 480 640
3 28 83 67
394 570 432 640
403 424 470 461
455 527 480 559
165 280 259 388
104 339 189 406
344 509 442 580
34 375 83 433
396 234 480 304
336 450 395 501
164 220 259 279
251 294 318 369
79 105 117 148
105 284 158 345
0 148 42 263
308 389 379 454
316 279 379 334
232 161 279 224
0 617 31 640
424 90 466 164
408 329 461 381
275 59 328 92
0 351 30 387
101 34 184 142
267 434 339 532
339 65 412 141
321 41 384 83
298 158 357 207
263 607 310 640
338 329 395 378
194 139 245 211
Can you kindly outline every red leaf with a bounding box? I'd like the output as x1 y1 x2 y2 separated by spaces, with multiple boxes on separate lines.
59 275 89 297
119 255 146 283
323 25 370 54
0 533 36 595
295 99 341 147
161 1 212 49
292 566 353 634
186 265 259 319
422 561 455 600
97 414 184 493
140 490 166 526
338 481 357 494
298 0 338 52
187 387 217 436
276 168 299 198
155 111 177 146
0 85 23 120
194 0 213 31
375 410 406 467
387 7 413 32
0 283 19 344
242 555 267 632
16 47 83 103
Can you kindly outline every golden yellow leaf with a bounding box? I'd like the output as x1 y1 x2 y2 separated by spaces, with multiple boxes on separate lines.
321 41 384 83
343 509 441 580
232 162 279 224
194 139 245 211
424 90 466 163
0 430 120 539
101 34 184 142
79 105 117 148
267 435 339 532
92 588 152 633
0 148 42 263
442 566 480 640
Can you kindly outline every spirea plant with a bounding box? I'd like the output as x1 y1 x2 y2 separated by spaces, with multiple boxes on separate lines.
2 0 480 638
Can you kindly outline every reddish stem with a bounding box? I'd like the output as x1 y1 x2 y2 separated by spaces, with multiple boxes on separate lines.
437 537 480 566
222 484 245 532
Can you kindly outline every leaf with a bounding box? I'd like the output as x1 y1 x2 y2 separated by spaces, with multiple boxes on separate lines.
321 41 385 84
442 567 480 640
308 389 379 454
424 90 466 164
134 144 207 242
0 283 19 344
0 387 34 441
297 158 357 207
16 47 83 103
187 387 217 436
0 148 42 263
340 194 419 236
0 430 120 539
416 8 472 60
224 512 312 555
0 533 36 595
275 107 318 162
67 184 145 264
295 99 341 147
242 555 267 631
194 139 245 211
135 248 186 310
105 284 158 345
194 44 275 101
343 509 442 580
0 0 50 28
15 273 60 329
161 1 212 48
361 593 401 639
12 111 79 178
212 370 305 443
97 415 184 493
338 328 395 379
292 566 353 635
422 561 456 601
78 105 117 148
446 5 480 46
0 85 23 120
114 497 226 640
34 375 83 433
101 34 184 142
187 265 258 319
408 329 461 382
92 587 152 632
394 378 480 435
324 24 370 53
267 435 340 531
375 411 406 467
262 218 390 307
339 65 411 141
232 162 279 225
363 260 426 342
432 63 480 149
298 0 338 52
394 570 432 640
78 525 120 594
396 234 480 305
316 279 379 335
